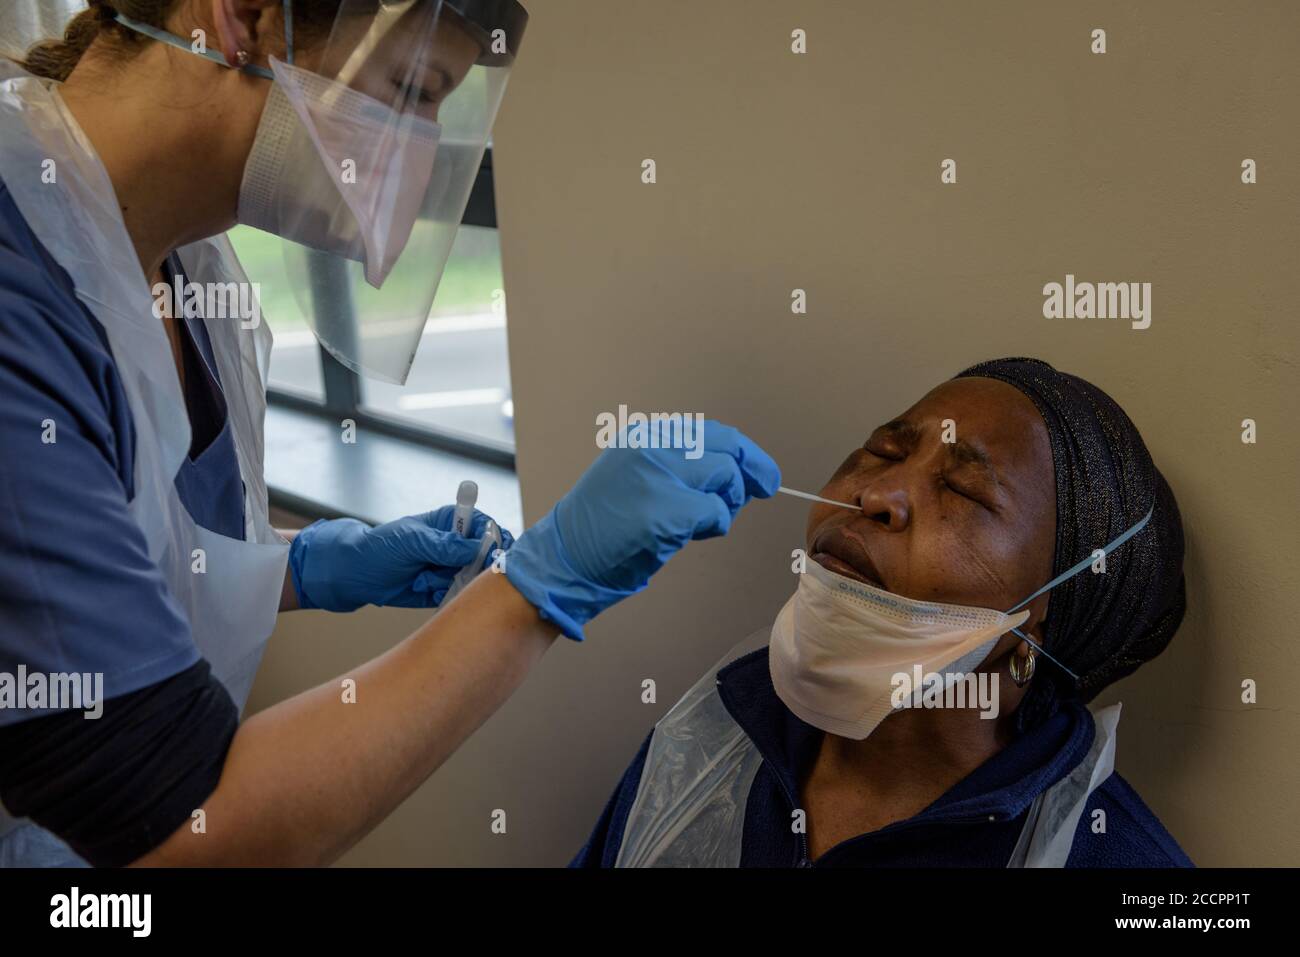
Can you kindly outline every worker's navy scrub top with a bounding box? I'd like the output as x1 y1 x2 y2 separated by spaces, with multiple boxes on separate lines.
0 178 246 727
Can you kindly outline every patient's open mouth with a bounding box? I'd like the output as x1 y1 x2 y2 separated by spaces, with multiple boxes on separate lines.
811 528 888 590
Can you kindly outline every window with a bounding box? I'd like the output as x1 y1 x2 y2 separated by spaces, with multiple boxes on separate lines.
232 151 513 466
228 225 325 400
361 224 513 449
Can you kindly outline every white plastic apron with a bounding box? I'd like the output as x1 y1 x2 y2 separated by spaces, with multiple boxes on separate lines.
615 629 1120 868
0 64 289 864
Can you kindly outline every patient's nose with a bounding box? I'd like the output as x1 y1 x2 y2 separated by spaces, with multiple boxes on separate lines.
858 483 910 531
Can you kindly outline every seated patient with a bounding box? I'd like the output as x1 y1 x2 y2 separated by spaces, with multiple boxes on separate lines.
574 357 1191 868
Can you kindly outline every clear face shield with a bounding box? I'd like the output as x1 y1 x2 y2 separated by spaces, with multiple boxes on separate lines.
235 0 526 383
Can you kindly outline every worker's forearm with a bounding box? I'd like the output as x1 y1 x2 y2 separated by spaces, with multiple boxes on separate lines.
132 572 558 866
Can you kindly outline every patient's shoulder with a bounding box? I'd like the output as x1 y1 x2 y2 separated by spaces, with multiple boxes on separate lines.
570 729 654 868
1066 772 1193 867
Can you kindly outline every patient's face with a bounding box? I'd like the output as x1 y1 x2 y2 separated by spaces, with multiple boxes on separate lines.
806 377 1057 617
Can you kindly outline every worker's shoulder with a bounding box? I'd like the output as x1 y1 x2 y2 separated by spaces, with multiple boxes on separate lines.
1067 771 1194 868
0 178 118 382
0 176 80 301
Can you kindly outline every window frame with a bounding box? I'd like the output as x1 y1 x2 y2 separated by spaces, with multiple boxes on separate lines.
265 149 515 471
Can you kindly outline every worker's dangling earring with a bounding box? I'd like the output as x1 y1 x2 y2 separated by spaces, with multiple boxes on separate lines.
1009 643 1037 687
235 50 251 67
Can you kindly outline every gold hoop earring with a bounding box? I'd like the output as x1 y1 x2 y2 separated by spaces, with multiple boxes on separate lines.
1009 645 1037 687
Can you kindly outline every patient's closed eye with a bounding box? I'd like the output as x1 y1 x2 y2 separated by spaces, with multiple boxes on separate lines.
863 441 902 461
942 475 979 500
942 469 995 508
864 420 918 460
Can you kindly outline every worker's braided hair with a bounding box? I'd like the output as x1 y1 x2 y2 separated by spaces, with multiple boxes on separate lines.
19 0 123 82
18 0 346 83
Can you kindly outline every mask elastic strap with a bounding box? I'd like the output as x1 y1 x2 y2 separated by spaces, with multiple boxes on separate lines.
113 11 278 81
1003 504 1156 684
1008 627 1081 682
283 0 295 66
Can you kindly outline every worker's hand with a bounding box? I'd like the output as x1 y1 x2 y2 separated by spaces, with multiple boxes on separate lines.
289 507 515 612
504 419 780 640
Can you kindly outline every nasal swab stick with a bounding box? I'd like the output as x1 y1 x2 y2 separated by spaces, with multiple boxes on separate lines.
776 486 859 511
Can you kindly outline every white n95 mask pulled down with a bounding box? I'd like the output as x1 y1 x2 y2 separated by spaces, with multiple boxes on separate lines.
769 559 1030 740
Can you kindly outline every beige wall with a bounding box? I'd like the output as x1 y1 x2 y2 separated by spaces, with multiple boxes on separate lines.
251 1 1299 866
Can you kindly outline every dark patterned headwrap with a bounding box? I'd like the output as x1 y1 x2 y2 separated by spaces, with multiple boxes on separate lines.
955 358 1186 733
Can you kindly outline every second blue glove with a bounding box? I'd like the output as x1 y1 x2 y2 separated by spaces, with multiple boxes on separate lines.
289 506 515 612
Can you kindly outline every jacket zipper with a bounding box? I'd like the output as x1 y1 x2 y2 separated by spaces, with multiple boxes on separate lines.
764 761 813 866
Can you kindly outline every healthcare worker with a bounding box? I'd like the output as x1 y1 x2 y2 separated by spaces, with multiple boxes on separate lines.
0 0 781 866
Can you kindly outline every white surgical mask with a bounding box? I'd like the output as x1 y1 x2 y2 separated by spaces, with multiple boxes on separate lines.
238 57 441 288
770 506 1154 739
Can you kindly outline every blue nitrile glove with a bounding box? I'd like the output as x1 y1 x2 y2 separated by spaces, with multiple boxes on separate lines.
504 419 780 640
289 506 515 612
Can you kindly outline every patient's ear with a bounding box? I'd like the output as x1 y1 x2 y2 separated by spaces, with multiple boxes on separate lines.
1022 594 1051 643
